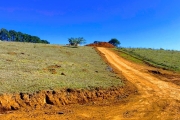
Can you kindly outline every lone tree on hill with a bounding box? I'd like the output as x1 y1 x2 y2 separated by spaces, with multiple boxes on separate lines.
108 38 120 47
68 37 85 47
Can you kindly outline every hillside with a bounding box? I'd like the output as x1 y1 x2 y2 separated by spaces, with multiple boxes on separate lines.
117 48 180 71
1 47 179 120
0 41 123 94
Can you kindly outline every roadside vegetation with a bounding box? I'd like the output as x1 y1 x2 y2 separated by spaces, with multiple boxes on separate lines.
116 47 180 71
0 41 123 94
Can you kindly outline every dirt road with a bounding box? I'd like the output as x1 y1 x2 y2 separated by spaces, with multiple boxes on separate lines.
1 47 180 120
98 47 180 99
96 47 180 119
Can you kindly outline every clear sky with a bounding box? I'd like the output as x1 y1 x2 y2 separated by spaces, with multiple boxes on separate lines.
0 0 180 50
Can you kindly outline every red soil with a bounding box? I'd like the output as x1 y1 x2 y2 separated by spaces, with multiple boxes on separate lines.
86 42 115 48
0 84 136 113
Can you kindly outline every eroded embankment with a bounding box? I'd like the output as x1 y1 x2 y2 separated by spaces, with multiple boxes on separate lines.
0 81 137 113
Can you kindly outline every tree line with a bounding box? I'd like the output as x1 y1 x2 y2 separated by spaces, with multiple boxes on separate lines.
0 28 50 44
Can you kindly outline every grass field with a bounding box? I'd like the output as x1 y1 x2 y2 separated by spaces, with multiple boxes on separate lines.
0 42 123 94
117 48 180 71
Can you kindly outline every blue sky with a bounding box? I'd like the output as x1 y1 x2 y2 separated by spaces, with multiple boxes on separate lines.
0 0 180 50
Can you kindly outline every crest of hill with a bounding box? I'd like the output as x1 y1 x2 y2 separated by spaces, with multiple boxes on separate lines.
86 42 115 48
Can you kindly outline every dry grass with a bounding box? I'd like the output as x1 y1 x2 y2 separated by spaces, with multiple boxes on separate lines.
0 42 123 94
118 48 180 71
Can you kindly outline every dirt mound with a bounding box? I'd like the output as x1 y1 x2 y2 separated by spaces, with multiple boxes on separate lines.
86 42 115 48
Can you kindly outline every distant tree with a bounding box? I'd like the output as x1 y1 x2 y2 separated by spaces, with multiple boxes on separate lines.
108 38 120 47
68 37 85 47
9 30 17 41
41 40 50 44
0 28 10 41
22 34 29 42
31 36 41 43
17 32 23 42
94 41 101 44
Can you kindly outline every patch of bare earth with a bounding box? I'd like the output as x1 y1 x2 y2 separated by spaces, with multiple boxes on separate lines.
86 42 115 48
0 82 136 120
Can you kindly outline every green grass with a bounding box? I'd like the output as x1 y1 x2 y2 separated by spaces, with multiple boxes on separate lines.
0 42 123 94
117 47 180 71
113 48 143 64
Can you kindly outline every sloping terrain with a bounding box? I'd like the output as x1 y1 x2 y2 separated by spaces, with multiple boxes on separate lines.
0 42 122 93
119 47 180 71
0 46 180 119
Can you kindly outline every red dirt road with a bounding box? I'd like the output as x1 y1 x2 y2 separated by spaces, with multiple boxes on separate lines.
97 47 180 119
98 47 180 100
1 47 180 120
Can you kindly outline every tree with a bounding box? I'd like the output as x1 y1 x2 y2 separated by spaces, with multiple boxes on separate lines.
94 41 101 44
41 40 50 44
108 38 120 47
17 32 23 42
68 37 85 47
0 28 10 41
9 30 17 41
31 36 41 43
22 34 29 42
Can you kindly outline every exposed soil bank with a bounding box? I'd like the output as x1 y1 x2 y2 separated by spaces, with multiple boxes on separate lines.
0 81 137 113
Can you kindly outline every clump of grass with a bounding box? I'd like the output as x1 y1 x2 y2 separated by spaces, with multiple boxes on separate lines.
117 47 180 71
0 42 123 94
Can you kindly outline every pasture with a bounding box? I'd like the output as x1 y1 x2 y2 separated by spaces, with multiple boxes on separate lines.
0 42 123 94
